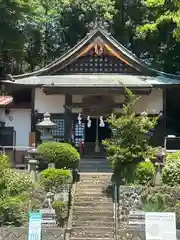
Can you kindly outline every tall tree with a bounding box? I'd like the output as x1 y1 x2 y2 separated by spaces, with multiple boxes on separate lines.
136 0 180 74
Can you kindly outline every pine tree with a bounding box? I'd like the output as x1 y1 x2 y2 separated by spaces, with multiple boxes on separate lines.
104 88 158 183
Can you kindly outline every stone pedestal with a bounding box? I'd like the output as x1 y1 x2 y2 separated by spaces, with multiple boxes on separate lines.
28 159 38 182
39 208 57 228
154 162 164 186
28 143 39 182
128 210 145 229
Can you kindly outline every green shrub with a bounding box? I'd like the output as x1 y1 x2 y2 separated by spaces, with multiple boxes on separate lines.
39 168 72 192
0 195 28 226
3 169 33 196
38 142 80 169
52 201 68 226
0 153 11 172
162 159 180 186
135 161 155 185
166 151 180 163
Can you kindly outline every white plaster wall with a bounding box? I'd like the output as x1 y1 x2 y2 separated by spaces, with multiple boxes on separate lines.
133 89 163 114
0 108 31 149
35 88 65 113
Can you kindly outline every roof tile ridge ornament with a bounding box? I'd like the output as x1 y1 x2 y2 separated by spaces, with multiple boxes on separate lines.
87 17 111 36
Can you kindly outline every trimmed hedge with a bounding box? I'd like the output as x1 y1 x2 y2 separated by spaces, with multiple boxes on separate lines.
39 168 72 192
162 159 180 186
38 142 80 169
135 161 155 185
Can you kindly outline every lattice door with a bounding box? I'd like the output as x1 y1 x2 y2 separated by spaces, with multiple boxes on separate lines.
73 122 85 147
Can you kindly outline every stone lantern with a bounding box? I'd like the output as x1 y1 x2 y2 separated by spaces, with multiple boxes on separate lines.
36 112 57 142
154 147 165 186
28 143 39 182
36 112 57 168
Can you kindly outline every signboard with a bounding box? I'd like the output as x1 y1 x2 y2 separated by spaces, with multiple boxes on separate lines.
145 212 176 240
28 212 42 240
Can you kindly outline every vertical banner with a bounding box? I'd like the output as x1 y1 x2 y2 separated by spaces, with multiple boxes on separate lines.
28 212 42 240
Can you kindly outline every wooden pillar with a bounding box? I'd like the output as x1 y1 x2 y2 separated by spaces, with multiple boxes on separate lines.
64 94 72 143
31 88 36 132
163 88 167 137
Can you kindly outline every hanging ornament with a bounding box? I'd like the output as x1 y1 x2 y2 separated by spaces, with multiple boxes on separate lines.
87 116 91 128
99 116 105 127
78 113 82 125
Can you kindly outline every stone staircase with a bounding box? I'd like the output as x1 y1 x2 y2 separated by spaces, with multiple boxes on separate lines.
70 173 114 240
79 154 112 173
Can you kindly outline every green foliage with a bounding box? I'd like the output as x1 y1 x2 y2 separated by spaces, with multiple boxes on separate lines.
52 201 68 226
140 186 180 226
0 195 28 226
136 0 180 74
135 161 156 185
39 168 72 192
0 153 11 172
142 192 168 212
38 142 80 169
166 151 180 162
0 154 35 226
104 88 158 176
3 169 33 196
162 158 180 186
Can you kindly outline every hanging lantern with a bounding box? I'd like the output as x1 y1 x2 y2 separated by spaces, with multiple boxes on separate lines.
99 116 105 127
87 116 91 128
78 113 82 125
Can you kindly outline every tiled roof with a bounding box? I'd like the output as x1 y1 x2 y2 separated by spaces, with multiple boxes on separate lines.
0 96 13 105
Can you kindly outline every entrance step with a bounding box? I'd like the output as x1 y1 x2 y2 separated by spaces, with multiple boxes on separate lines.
79 157 112 173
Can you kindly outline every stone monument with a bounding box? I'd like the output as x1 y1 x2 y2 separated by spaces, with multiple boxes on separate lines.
39 192 57 228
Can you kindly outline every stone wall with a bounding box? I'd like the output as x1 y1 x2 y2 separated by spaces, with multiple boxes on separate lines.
0 227 65 240
118 186 144 229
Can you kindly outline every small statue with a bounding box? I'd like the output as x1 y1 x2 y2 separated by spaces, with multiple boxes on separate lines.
43 192 54 209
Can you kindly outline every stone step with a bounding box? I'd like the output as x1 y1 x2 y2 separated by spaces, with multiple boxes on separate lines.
76 184 110 189
80 159 108 163
71 229 113 238
80 172 112 176
74 196 113 202
80 164 110 167
75 189 108 194
72 226 114 232
73 214 113 221
78 178 111 183
73 206 113 212
71 238 112 240
72 220 114 227
73 210 113 217
73 201 113 207
75 191 110 196
80 169 112 173
79 166 111 170
80 176 112 182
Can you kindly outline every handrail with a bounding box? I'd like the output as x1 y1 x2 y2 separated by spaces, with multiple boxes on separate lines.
64 182 77 240
0 145 31 150
113 183 118 240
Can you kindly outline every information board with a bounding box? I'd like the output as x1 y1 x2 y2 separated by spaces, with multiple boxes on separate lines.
28 212 42 240
145 212 176 240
